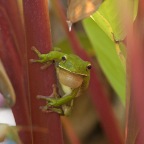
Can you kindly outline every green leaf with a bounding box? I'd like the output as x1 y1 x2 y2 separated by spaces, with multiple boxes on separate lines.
83 18 126 105
82 0 138 105
91 0 138 41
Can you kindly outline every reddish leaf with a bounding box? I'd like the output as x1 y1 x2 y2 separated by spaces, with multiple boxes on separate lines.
23 0 63 143
0 0 32 143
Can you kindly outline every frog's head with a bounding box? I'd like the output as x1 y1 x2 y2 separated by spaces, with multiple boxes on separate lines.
58 54 91 76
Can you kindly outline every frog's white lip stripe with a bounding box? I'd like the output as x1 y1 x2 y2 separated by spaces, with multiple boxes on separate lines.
59 65 88 76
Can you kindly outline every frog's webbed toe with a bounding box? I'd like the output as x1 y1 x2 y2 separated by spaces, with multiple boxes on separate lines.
37 84 59 98
31 46 41 57
37 84 62 112
39 105 63 115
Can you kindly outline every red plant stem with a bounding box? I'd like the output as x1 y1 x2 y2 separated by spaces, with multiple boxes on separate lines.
61 117 81 144
0 1 32 143
126 0 144 143
53 1 124 144
23 0 63 143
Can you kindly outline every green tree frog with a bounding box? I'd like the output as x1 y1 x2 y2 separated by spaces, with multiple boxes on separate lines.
31 47 91 116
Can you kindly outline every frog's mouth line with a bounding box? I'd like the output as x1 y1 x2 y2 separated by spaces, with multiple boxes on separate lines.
58 65 88 76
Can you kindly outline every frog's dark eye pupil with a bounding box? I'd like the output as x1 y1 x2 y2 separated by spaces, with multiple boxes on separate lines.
62 56 66 61
87 64 92 70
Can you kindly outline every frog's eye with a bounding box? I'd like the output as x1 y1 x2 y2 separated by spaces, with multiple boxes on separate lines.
87 64 92 70
62 56 67 61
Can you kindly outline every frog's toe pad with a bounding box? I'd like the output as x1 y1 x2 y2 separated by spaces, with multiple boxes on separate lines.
39 105 63 115
30 59 38 63
37 95 50 100
39 106 53 113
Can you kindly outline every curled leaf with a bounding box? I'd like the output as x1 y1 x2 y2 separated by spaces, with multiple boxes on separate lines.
67 0 103 30
0 60 16 107
0 124 22 144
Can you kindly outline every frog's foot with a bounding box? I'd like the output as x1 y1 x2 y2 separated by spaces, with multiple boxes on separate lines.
37 84 62 113
37 84 59 99
39 106 64 115
30 46 53 69
30 47 44 63
30 59 52 69
40 62 53 70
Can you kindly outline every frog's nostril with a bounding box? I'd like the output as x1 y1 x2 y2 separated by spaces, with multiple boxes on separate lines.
62 56 67 61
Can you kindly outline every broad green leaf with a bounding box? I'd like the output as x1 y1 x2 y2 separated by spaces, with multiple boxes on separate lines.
83 18 126 105
82 0 138 105
91 0 138 41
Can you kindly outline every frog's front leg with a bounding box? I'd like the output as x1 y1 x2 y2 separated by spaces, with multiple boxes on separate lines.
30 47 54 69
30 46 64 63
30 47 46 63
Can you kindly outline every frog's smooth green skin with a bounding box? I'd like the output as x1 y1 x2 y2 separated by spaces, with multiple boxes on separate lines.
0 60 16 107
31 47 91 116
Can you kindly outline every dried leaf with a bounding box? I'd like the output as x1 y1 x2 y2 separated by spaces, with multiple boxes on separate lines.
67 0 103 30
